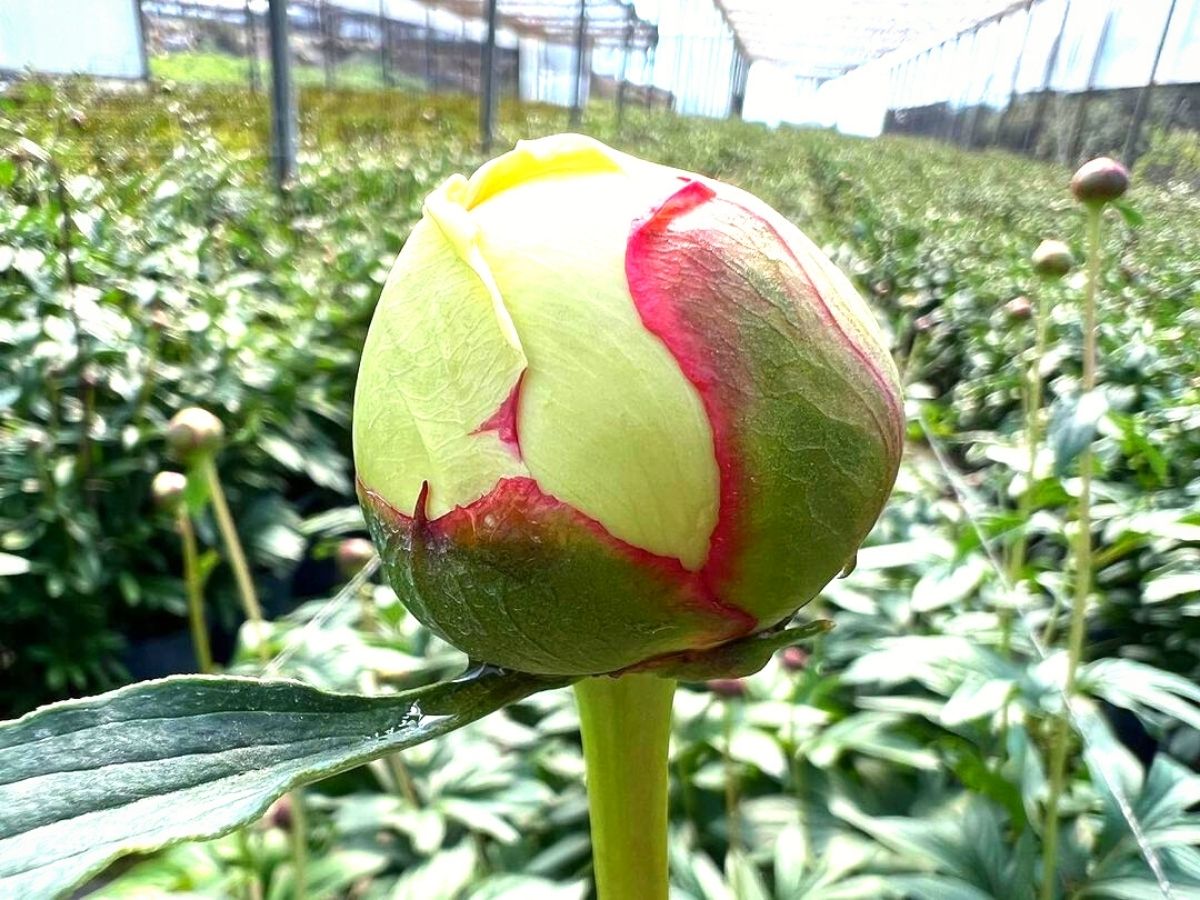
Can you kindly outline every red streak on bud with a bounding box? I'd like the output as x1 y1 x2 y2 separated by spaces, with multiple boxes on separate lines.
627 180 744 607
471 373 525 458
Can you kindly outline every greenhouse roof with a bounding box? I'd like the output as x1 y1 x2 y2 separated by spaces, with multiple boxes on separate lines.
415 0 658 48
714 0 1023 77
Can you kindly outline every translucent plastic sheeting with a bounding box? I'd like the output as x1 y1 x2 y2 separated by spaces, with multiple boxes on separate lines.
715 0 1017 77
0 0 146 79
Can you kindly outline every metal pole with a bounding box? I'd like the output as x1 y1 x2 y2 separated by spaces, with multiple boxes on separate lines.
995 1 1034 146
426 9 435 90
1024 0 1073 153
1067 10 1112 163
616 6 633 127
319 0 333 88
132 0 150 81
1122 0 1180 163
480 0 499 152
569 0 587 127
245 1 261 92
267 0 297 189
379 0 389 87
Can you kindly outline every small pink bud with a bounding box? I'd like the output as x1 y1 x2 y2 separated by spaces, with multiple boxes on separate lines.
1070 157 1129 206
1004 296 1033 320
707 678 746 699
780 646 808 672
336 537 375 577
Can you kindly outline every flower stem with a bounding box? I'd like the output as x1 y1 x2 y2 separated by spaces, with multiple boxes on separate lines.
575 673 675 900
201 456 267 663
290 787 308 900
1040 204 1102 900
1004 281 1053 655
177 509 213 674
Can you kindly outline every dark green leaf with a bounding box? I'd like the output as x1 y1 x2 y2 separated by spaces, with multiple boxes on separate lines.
1049 391 1109 477
0 668 568 898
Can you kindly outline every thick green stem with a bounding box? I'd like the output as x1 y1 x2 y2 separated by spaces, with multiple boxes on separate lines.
1041 205 1102 900
290 788 308 900
177 510 213 674
575 674 675 900
201 456 267 663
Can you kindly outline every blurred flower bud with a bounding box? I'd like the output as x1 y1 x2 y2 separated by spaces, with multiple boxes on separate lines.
166 407 224 459
780 646 808 672
151 471 188 513
265 795 292 831
336 537 376 577
913 313 937 333
707 678 746 699
1004 296 1033 320
355 135 903 675
1031 239 1073 278
1070 157 1129 206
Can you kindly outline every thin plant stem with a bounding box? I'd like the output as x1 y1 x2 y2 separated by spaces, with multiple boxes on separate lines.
723 698 741 860
201 455 267 663
177 509 213 674
290 788 308 900
1004 282 1054 655
236 828 263 900
575 674 675 900
1040 204 1102 900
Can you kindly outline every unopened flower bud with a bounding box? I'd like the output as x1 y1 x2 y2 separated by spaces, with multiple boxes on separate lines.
151 471 188 513
1070 157 1129 206
707 678 746 699
780 646 808 672
1004 296 1033 320
336 537 376 577
166 407 225 459
355 135 903 675
1031 239 1073 278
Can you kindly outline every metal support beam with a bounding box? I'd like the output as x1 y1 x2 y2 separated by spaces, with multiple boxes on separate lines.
244 1 261 92
267 0 297 189
480 0 499 152
1123 0 1179 164
995 1 1034 145
133 0 150 81
1067 10 1112 163
1024 0 1072 154
379 0 390 87
570 0 587 127
616 5 633 128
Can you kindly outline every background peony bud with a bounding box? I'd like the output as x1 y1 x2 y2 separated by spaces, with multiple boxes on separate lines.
1004 296 1033 320
336 537 376 577
151 471 187 513
166 407 225 459
1031 239 1073 278
354 135 903 676
1070 157 1129 206
707 678 746 699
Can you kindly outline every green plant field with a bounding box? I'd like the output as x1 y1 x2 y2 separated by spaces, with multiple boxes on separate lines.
1 81 1198 898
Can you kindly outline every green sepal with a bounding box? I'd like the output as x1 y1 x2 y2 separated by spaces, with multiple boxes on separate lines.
627 620 833 681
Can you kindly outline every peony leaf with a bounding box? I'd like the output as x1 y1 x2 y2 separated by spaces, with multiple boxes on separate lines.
0 668 568 899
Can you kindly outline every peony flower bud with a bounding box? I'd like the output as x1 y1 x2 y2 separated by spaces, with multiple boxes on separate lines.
166 407 225 459
707 678 746 699
1004 296 1033 320
780 646 808 672
151 471 187 513
1031 240 1073 279
354 135 903 676
336 537 376 577
1070 157 1129 206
